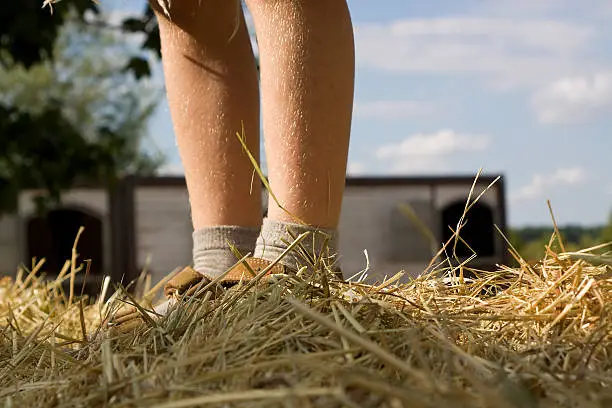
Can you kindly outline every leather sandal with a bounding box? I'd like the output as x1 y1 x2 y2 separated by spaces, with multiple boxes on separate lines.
106 257 290 334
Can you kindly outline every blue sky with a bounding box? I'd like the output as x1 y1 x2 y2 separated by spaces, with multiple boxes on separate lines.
103 0 612 228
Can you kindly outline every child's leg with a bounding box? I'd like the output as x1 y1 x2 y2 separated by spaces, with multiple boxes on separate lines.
109 0 355 331
152 1 262 278
245 0 355 272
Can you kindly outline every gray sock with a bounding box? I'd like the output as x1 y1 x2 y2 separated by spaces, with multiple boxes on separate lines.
253 218 342 275
192 225 260 278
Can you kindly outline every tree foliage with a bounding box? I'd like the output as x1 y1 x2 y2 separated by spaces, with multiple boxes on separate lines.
0 1 99 69
510 217 612 264
0 2 164 215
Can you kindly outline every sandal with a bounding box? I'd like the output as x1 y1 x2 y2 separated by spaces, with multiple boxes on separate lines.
106 257 289 334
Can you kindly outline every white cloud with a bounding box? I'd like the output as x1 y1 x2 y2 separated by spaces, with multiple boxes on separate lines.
354 17 596 89
157 162 185 176
476 0 612 20
513 167 586 200
381 157 455 174
600 2 612 17
376 129 489 159
532 71 612 124
473 0 572 17
347 161 367 175
374 129 489 174
353 100 435 120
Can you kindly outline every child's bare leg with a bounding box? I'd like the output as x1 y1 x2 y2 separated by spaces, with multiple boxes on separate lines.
109 1 354 330
246 0 355 272
153 1 262 277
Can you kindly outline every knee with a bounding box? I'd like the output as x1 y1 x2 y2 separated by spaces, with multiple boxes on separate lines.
149 0 180 19
149 0 241 26
245 0 349 10
149 0 204 22
244 0 351 23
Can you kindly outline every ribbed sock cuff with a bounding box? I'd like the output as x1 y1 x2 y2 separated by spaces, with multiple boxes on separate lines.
192 225 260 278
253 218 341 273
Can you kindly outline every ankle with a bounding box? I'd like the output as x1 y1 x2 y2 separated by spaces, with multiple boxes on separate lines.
253 218 342 276
193 225 260 278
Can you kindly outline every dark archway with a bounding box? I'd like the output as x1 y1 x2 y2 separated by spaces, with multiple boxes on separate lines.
441 201 495 258
27 207 104 279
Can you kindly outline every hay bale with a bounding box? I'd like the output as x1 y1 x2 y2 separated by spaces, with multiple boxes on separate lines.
1 232 612 408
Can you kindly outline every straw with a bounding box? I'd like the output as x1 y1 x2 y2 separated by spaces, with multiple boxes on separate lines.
2 206 612 407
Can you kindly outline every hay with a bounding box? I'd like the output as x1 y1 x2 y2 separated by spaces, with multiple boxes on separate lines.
2 228 612 408
18 2 612 405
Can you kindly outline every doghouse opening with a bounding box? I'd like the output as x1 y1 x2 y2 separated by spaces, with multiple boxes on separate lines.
441 201 495 258
27 207 104 278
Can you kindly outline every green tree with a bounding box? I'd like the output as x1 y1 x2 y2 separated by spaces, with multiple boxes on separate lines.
0 3 164 215
40 0 258 77
597 211 612 244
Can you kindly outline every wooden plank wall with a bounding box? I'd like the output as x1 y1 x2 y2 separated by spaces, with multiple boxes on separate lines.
133 186 193 286
0 216 20 276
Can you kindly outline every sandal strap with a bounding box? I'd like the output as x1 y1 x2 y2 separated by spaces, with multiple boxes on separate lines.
222 257 287 283
164 267 207 298
108 259 292 334
163 259 289 299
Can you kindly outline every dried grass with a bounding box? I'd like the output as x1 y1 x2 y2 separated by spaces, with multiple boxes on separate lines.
11 6 612 403
2 214 612 408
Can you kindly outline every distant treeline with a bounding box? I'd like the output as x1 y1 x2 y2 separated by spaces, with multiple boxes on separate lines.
508 219 612 263
511 225 605 246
